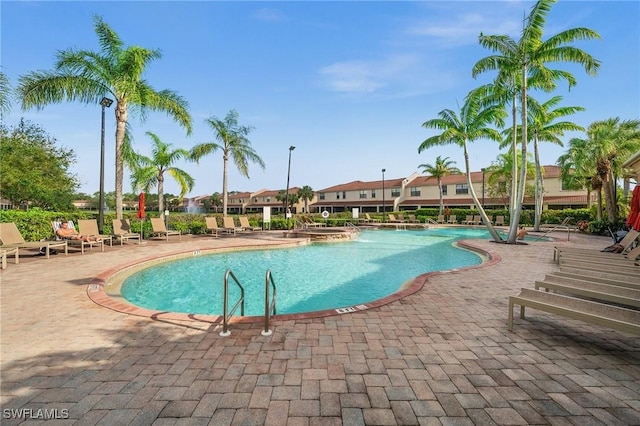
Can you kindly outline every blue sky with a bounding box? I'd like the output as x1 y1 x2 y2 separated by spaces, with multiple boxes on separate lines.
2 1 639 198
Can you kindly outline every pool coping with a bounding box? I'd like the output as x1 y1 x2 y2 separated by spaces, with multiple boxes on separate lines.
87 238 501 324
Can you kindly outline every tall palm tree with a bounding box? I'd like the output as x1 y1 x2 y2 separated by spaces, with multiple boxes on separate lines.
419 88 505 242
473 0 600 242
127 131 195 219
509 96 585 231
17 15 192 219
418 156 461 215
191 109 265 216
297 185 315 213
487 151 536 209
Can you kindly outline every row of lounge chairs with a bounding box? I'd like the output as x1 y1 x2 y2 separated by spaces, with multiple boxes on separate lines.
0 216 263 267
435 214 506 226
508 229 640 335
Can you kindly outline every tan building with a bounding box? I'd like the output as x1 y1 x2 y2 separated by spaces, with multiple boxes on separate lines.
184 165 594 215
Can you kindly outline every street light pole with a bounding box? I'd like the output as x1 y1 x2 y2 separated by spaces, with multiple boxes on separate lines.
284 146 295 229
381 168 386 222
481 167 486 209
98 97 113 234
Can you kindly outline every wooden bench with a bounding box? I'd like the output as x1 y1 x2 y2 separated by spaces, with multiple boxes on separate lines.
534 280 640 309
508 288 640 335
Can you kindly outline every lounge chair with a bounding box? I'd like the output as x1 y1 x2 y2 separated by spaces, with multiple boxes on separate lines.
1 246 19 269
0 222 68 259
554 229 639 263
77 219 113 246
52 220 104 254
462 215 474 225
494 215 505 226
239 216 262 231
408 214 420 223
112 219 141 245
205 217 221 237
150 218 181 241
436 214 446 224
472 215 481 225
222 217 244 235
447 215 457 224
301 216 324 228
387 214 403 223
365 213 380 223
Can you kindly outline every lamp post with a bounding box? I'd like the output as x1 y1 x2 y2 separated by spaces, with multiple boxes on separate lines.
481 167 486 209
98 97 113 234
381 168 386 222
284 146 295 229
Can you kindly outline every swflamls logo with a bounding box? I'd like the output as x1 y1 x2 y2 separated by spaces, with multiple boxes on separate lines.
3 408 69 420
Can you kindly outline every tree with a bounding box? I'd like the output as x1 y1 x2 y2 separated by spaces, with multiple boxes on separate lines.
486 152 536 209
126 131 195 219
419 88 505 242
17 15 192 219
583 118 640 223
418 156 461 215
473 0 600 242
557 137 598 217
0 70 12 117
191 109 265 216
509 96 585 231
0 119 79 210
276 190 299 212
297 185 315 213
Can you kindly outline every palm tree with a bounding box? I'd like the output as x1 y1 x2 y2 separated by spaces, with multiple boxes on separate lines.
418 156 461 215
583 118 640 223
191 109 265 216
16 15 192 219
297 185 315 213
509 96 585 231
487 151 536 209
0 71 12 117
557 137 598 217
127 131 195 220
419 88 505 242
473 0 600 242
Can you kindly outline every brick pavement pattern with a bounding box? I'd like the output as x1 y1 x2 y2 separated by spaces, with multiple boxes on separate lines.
1 230 639 425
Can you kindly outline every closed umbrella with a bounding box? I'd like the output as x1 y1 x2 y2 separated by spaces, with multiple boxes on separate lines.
627 186 640 231
136 192 146 238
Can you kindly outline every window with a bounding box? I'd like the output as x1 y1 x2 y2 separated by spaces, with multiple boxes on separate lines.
410 187 421 196
359 190 367 199
455 184 468 195
319 193 325 200
391 188 400 197
371 189 376 199
343 191 346 199
336 192 340 200
442 185 448 195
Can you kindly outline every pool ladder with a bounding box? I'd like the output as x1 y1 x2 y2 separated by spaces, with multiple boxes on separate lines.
219 269 277 337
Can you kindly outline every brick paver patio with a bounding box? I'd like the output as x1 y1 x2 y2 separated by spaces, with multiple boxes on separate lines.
1 229 639 425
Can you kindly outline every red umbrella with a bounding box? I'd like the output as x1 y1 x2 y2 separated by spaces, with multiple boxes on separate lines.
627 186 640 231
135 192 146 219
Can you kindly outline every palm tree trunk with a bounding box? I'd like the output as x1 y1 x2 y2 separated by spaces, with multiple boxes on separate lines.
604 169 618 223
463 139 503 242
510 94 518 216
222 152 229 216
114 104 128 219
533 135 543 232
596 189 603 221
508 65 528 243
438 178 444 215
158 175 165 221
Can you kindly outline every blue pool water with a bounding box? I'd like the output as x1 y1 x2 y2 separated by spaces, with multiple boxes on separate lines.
121 228 492 316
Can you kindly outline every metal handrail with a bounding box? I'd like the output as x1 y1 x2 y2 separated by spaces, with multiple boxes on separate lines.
424 218 438 225
262 269 277 336
343 221 360 233
220 269 245 337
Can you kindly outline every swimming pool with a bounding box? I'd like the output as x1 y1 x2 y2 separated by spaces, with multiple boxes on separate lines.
120 228 491 317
